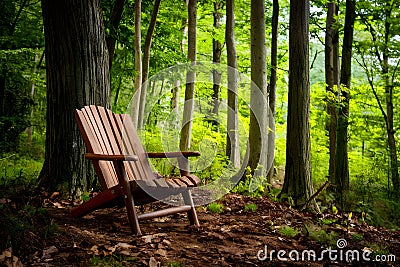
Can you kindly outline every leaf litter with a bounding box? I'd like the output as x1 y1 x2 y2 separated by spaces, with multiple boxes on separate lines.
0 193 399 266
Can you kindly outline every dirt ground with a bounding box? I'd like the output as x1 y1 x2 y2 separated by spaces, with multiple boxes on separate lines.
1 193 400 266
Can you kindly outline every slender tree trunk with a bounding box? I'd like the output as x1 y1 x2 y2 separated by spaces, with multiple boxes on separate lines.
280 0 318 212
172 80 180 115
267 0 279 181
0 66 6 118
137 0 161 130
180 0 196 151
248 0 268 179
39 0 110 194
27 51 40 143
336 0 355 204
180 0 189 55
106 0 125 70
325 2 338 184
359 1 399 192
226 0 240 169
212 1 222 117
382 4 399 191
132 0 142 127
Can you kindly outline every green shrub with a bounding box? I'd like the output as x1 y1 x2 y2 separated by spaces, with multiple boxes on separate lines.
279 225 300 238
244 203 257 212
307 226 338 247
207 202 224 214
351 233 363 242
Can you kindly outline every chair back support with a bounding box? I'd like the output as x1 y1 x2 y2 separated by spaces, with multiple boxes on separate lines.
75 105 154 189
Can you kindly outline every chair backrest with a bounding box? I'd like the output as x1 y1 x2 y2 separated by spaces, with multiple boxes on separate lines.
75 105 155 189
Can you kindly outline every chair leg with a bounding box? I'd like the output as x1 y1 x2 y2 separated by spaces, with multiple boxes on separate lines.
182 190 200 227
123 193 142 235
115 161 142 235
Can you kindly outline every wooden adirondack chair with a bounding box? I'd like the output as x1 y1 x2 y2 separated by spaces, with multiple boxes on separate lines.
69 105 201 235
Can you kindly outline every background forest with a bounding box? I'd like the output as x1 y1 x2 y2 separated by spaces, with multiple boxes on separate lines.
1 0 400 233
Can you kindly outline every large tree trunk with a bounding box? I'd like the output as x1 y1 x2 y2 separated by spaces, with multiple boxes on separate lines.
39 0 110 194
248 0 268 178
226 0 240 169
336 0 355 204
180 0 196 151
267 0 279 181
325 2 338 184
280 0 318 212
137 0 161 130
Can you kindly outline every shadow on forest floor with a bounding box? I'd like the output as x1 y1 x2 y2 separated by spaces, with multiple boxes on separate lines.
1 193 399 266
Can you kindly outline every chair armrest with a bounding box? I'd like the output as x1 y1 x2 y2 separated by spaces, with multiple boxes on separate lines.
85 153 138 161
146 151 201 159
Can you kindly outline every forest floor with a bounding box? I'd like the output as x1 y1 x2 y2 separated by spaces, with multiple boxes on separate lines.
1 192 400 267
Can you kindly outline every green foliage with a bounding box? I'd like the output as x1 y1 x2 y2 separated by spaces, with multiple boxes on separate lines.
207 202 224 214
366 243 391 258
0 147 48 252
307 226 338 248
0 204 57 251
0 0 45 155
232 179 266 198
90 254 131 267
279 225 300 238
232 167 269 198
81 191 91 202
0 154 42 195
244 203 257 212
351 233 363 242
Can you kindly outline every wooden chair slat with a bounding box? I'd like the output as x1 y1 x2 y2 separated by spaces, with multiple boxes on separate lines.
153 179 170 189
186 174 201 186
112 114 145 182
95 106 124 186
172 178 188 188
77 108 116 188
178 176 195 187
122 116 155 182
87 106 118 187
97 106 122 154
165 178 181 188
117 114 153 181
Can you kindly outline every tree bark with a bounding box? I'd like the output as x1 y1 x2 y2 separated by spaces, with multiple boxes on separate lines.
39 0 110 194
212 1 222 117
132 0 142 127
382 3 399 191
248 0 268 179
180 0 196 151
226 0 240 169
325 2 338 184
336 0 355 204
280 0 319 212
267 0 279 181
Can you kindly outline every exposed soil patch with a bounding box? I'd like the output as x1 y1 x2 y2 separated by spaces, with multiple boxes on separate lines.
1 193 399 266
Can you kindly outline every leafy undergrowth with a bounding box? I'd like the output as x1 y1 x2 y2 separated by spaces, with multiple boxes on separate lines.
1 193 399 266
